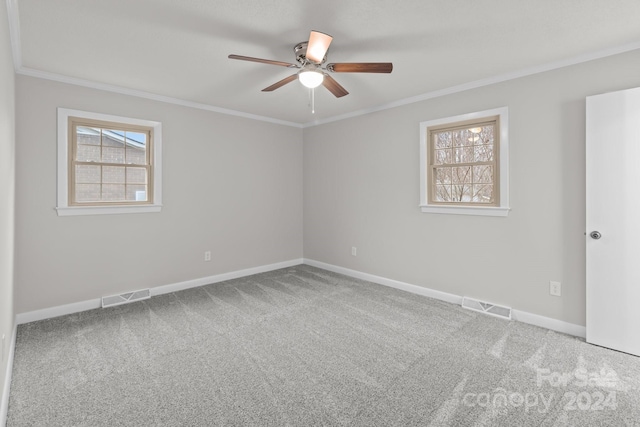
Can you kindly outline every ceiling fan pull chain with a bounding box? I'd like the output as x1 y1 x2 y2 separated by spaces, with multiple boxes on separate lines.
310 88 316 114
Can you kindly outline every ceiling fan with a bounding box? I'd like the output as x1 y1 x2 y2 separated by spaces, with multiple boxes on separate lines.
228 31 393 99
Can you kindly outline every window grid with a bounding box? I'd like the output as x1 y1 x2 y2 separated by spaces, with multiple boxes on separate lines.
428 117 499 206
69 117 154 206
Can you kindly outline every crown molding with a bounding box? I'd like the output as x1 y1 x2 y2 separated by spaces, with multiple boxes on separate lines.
6 1 301 128
5 0 21 70
16 67 304 128
301 40 640 128
6 0 640 129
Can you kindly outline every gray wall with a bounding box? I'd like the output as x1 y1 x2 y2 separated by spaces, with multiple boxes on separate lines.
15 76 303 313
0 0 16 407
12 46 640 327
303 50 640 326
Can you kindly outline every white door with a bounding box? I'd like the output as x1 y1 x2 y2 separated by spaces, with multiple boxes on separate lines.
586 86 640 356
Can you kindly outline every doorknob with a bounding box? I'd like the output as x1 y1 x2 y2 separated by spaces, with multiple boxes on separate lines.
590 231 602 240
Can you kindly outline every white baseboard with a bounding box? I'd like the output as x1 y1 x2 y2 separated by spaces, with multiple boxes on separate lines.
511 309 586 338
303 258 586 339
16 258 304 325
304 259 462 305
15 256 587 337
1 323 17 427
16 299 102 325
149 259 303 296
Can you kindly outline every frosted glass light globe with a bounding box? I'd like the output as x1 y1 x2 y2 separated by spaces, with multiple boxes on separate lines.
299 70 324 88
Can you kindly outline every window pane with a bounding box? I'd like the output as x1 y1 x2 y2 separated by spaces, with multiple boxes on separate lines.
75 165 100 184
434 167 451 184
473 165 493 183
474 145 494 162
466 129 481 145
454 147 474 163
452 166 472 183
76 144 101 162
126 146 147 165
76 126 100 145
102 146 125 164
477 126 494 144
434 185 451 202
126 185 148 201
75 184 101 202
473 184 494 203
103 166 125 184
102 184 125 201
454 129 474 146
452 184 472 202
126 167 147 184
434 149 451 165
434 131 451 149
126 131 147 146
102 129 126 147
453 129 472 147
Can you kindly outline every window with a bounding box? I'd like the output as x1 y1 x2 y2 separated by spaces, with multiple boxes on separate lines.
430 118 498 204
420 107 509 216
57 108 162 216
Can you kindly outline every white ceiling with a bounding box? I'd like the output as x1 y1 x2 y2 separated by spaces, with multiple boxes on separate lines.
9 0 640 126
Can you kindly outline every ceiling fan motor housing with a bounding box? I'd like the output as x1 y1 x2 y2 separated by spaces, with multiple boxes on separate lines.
294 41 327 65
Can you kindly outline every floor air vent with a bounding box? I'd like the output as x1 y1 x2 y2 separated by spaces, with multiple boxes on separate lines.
102 289 150 308
462 297 512 320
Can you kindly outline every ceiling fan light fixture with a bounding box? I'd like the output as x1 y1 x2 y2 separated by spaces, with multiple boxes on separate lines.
299 69 324 88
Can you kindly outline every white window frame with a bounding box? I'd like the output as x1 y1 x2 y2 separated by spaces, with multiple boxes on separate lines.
419 107 510 217
56 108 163 216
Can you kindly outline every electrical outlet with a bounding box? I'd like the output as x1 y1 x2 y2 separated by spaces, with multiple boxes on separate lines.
550 281 562 297
204 251 211 262
351 247 357 256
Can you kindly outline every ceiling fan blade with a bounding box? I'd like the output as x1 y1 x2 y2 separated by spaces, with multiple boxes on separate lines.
322 74 349 98
228 54 297 68
306 31 333 64
326 62 393 73
262 74 299 92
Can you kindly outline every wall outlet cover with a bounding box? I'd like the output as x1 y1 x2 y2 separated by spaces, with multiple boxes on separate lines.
550 281 562 297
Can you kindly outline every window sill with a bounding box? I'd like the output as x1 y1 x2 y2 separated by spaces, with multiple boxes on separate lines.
419 205 510 217
56 204 162 216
